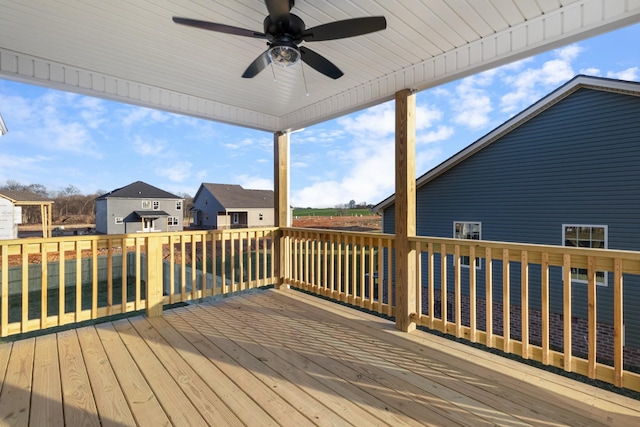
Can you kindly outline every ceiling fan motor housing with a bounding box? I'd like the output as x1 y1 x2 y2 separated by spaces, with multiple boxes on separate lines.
264 14 305 44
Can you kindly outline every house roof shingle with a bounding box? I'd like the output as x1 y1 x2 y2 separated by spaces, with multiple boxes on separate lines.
201 183 274 209
96 181 181 200
0 190 53 203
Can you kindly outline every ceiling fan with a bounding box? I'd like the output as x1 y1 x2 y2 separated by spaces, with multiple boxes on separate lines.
172 0 386 79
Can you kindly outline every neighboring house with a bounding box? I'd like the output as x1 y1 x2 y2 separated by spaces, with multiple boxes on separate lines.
191 183 274 229
375 75 640 367
0 190 54 239
95 181 184 234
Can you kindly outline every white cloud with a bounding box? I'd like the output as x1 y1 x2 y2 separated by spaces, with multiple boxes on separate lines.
417 126 454 145
132 135 167 156
338 101 445 138
157 160 192 182
580 67 601 76
237 175 273 190
607 67 639 81
292 136 395 208
500 44 581 114
451 75 494 129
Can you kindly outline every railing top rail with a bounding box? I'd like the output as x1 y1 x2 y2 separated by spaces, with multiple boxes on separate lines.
410 235 640 260
0 227 279 246
282 227 393 241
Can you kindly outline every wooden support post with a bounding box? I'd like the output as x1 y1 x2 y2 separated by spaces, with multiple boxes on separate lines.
274 131 290 290
145 235 164 317
395 88 417 333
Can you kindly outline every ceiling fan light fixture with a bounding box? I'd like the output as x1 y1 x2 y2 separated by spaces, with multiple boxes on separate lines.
268 45 300 67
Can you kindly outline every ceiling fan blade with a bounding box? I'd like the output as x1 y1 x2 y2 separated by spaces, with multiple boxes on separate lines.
242 50 271 78
265 0 292 24
300 46 343 79
302 16 386 42
173 17 266 38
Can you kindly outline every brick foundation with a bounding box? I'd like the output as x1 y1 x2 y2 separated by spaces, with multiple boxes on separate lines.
414 289 640 370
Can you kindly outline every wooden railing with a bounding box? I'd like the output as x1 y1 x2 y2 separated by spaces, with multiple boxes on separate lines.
281 228 640 392
281 228 395 316
3 226 640 392
0 228 276 337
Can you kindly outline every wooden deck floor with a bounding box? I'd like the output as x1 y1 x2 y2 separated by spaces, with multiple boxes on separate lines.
1 289 639 427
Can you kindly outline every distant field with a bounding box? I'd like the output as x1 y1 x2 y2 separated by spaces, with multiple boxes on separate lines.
293 208 373 217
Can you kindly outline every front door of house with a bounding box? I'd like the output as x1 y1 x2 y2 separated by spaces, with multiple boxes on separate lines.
143 218 154 232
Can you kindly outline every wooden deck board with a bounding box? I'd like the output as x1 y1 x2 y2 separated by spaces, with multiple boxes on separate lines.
31 334 64 427
261 290 601 427
0 288 638 426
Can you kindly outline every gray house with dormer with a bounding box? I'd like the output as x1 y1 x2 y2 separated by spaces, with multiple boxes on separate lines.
191 183 274 229
95 181 184 234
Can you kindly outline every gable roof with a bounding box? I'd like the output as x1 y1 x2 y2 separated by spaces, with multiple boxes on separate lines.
96 181 180 200
199 183 274 209
0 190 53 204
374 75 640 212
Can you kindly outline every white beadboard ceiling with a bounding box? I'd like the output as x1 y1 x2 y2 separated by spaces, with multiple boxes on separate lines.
1 0 639 133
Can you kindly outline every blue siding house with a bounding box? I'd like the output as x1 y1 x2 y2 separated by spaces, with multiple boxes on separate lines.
375 75 640 368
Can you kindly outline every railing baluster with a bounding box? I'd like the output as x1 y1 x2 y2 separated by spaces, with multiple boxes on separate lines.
614 257 624 388
368 237 374 311
486 247 493 348
107 240 113 315
541 252 550 365
212 233 219 296
181 236 187 300
440 243 447 334
377 237 384 315
91 239 98 319
41 242 48 327
239 231 244 291
415 241 422 321
135 237 142 310
322 238 328 296
503 248 511 354
21 245 28 331
386 238 393 317
521 250 529 359
1 244 8 337
428 242 434 330
563 253 572 372
588 255 597 379
469 245 476 342
59 242 66 326
223 232 229 293
454 244 461 338
203 232 209 294
360 235 366 308
169 235 175 303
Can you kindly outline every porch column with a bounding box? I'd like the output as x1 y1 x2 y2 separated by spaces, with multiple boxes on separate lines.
395 89 417 332
274 131 290 289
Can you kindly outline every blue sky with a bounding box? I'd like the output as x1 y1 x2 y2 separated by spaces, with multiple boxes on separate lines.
1 23 638 207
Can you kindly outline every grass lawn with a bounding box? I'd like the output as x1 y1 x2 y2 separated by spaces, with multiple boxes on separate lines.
293 208 372 217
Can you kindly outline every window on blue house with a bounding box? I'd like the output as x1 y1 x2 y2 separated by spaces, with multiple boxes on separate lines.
453 221 481 268
563 225 607 286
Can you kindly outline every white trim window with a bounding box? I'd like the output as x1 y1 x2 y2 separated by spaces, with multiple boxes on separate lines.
114 217 123 224
167 217 179 226
562 224 608 286
453 221 481 268
153 201 160 210
176 201 182 210
141 200 151 209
